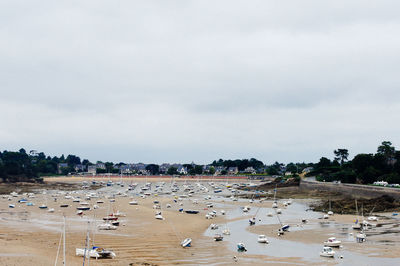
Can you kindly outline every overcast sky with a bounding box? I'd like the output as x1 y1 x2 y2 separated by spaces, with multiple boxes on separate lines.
1 1 400 165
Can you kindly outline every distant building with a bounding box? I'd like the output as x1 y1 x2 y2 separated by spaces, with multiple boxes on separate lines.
87 165 97 175
244 167 256 174
74 164 86 172
177 166 188 175
57 163 68 174
215 166 226 175
227 167 238 175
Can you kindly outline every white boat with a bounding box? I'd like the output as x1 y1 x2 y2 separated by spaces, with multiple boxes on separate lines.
155 213 164 220
129 200 138 205
181 238 192 247
210 224 219 230
327 211 334 216
324 237 341 247
97 223 117 230
48 208 55 213
367 216 378 221
76 247 116 259
214 234 223 241
257 235 268 243
222 228 231 235
276 209 282 214
320 246 335 257
323 214 329 219
272 202 278 208
267 212 273 217
356 232 366 243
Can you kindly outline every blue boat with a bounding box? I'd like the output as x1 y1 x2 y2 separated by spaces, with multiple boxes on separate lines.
237 243 247 252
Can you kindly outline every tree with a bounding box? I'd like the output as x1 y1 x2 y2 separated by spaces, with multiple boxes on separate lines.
167 167 178 175
209 166 216 175
146 164 160 175
334 149 349 165
377 141 396 164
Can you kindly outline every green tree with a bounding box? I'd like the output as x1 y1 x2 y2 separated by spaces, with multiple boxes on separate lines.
167 167 178 175
334 149 349 165
377 141 396 163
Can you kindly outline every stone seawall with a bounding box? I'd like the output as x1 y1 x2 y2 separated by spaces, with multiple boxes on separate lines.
300 180 400 199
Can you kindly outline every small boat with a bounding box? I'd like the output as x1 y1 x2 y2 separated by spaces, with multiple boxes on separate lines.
129 201 138 205
97 200 104 204
367 216 378 221
8 204 15 208
77 210 83 215
18 198 28 203
26 202 34 206
328 211 334 216
323 214 329 219
48 208 55 213
77 206 90 211
257 235 268 243
281 224 290 231
267 212 273 217
214 234 223 241
237 243 247 252
60 204 69 208
76 247 116 259
97 223 117 230
181 238 192 247
272 202 278 208
276 209 282 214
249 217 256 226
210 224 219 230
320 246 335 257
222 228 231 235
185 210 200 214
111 221 120 226
220 210 226 215
155 213 164 220
356 232 366 243
324 237 341 247
39 205 48 209
103 216 118 221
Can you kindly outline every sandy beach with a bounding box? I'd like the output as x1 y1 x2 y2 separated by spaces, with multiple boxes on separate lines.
1 177 400 266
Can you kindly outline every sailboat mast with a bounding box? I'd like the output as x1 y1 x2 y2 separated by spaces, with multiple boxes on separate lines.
63 215 66 266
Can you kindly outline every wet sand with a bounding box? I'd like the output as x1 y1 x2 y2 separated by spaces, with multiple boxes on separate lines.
1 178 400 265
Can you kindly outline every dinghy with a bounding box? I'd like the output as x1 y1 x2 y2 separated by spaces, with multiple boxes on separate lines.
320 246 335 257
237 243 247 252
324 237 341 247
181 238 192 247
257 235 268 243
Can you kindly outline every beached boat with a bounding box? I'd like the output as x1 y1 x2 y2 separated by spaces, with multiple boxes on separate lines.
320 246 335 257
181 238 192 247
39 204 48 209
155 212 164 220
257 235 268 243
98 223 117 230
129 200 138 205
77 206 90 211
222 228 231 235
214 234 223 241
249 217 256 225
76 247 116 259
60 204 69 208
185 210 200 214
237 243 247 252
324 237 341 247
9 204 15 208
210 224 219 230
356 232 366 243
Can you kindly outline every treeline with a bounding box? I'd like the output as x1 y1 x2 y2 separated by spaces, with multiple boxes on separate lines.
211 158 264 171
0 149 88 182
310 141 400 184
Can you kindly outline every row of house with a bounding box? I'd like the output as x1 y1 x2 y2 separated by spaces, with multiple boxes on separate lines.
58 162 269 176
